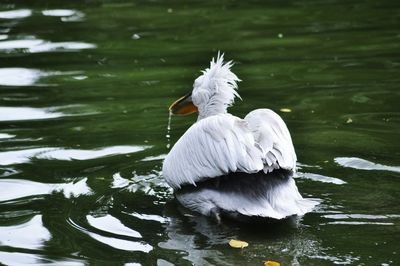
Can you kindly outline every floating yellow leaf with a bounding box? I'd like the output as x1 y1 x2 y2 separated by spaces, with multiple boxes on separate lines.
228 239 248 249
280 108 292 113
264 260 280 266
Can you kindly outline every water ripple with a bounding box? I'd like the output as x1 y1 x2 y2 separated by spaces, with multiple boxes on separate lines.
158 216 230 265
0 133 15 139
324 214 400 220
0 215 50 249
0 9 31 19
0 68 46 86
126 171 172 197
68 218 153 253
128 212 168 224
309 254 360 265
0 148 56 165
296 172 346 185
296 162 322 169
0 178 92 202
0 167 20 177
0 67 84 86
0 38 96 53
0 251 85 265
42 9 85 22
88 233 153 253
335 157 400 173
141 154 167 162
112 172 131 188
0 145 150 165
42 9 78 17
87 214 142 238
36 145 150 161
327 221 393 225
322 213 400 226
112 171 172 202
0 107 64 121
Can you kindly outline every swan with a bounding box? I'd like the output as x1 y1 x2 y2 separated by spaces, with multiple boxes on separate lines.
162 53 317 222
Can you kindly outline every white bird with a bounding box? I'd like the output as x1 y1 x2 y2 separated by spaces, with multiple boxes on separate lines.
163 53 317 221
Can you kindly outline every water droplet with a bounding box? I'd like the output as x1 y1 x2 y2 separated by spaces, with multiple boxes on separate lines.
166 111 172 149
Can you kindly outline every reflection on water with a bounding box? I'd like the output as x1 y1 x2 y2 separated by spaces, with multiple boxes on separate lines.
0 107 64 122
322 213 400 226
68 218 153 253
327 221 393 225
296 171 346 185
0 133 15 139
0 38 96 53
87 214 142 238
0 9 31 19
158 216 227 265
126 171 172 197
335 157 400 173
0 167 19 177
0 215 50 249
112 172 131 188
35 145 150 161
86 233 152 252
324 214 400 219
141 154 167 162
0 251 84 266
0 145 150 165
157 208 363 265
0 68 45 86
0 148 57 165
42 9 76 17
128 212 168 223
0 178 91 201
42 9 85 22
0 68 85 87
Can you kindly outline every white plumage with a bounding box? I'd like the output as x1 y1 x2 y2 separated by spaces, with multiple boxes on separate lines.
163 53 316 220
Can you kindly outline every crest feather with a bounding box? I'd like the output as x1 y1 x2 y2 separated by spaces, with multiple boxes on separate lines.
202 52 242 105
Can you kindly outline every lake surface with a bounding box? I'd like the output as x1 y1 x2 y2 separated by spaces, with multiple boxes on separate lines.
1 0 399 265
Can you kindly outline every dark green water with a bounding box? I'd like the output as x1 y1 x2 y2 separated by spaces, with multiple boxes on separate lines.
1 0 399 265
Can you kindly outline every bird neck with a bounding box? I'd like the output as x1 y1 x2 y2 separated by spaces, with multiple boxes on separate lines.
197 100 228 121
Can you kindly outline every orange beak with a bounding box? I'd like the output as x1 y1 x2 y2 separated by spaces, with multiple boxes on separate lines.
169 93 198 115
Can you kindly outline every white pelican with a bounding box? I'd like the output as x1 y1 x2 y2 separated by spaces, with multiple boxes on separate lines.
163 53 317 221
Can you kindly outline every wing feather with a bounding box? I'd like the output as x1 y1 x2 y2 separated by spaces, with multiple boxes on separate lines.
244 109 297 173
163 109 297 189
163 114 263 189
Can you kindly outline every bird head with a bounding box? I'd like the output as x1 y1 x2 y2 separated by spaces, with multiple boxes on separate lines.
169 52 241 120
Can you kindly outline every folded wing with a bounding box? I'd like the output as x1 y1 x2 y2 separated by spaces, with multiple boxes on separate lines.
163 110 297 189
244 108 297 173
163 114 264 189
